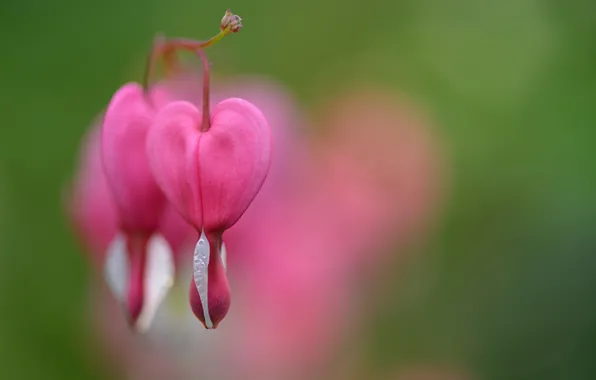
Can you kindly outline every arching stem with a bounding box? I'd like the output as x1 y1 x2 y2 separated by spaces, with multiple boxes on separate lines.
142 30 230 95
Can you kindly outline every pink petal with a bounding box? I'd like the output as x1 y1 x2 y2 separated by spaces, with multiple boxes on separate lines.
146 101 203 228
200 98 271 231
147 98 271 232
162 73 298 199
214 77 300 169
102 83 167 232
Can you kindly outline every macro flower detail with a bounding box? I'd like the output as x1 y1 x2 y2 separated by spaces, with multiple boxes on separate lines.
147 47 271 328
84 9 269 330
221 9 242 33
89 10 250 330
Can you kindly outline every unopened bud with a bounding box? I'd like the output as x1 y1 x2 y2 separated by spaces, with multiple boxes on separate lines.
220 9 242 33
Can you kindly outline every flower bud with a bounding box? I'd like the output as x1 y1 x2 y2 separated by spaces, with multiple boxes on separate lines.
221 9 242 33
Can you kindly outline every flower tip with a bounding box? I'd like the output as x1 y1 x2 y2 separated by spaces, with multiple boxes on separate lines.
189 277 231 330
220 9 242 33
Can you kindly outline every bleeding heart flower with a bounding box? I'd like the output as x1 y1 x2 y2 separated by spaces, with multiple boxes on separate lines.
67 118 195 332
100 81 175 328
146 48 271 328
95 10 249 329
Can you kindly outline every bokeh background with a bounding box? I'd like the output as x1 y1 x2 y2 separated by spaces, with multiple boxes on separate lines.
1 0 596 379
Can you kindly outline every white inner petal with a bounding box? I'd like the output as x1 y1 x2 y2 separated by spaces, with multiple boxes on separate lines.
193 229 213 328
135 234 175 332
104 233 128 304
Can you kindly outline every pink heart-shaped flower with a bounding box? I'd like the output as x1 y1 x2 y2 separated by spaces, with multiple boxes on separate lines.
147 97 271 328
100 82 184 327
146 98 271 232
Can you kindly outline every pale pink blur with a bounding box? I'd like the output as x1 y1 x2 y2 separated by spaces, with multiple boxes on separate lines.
67 119 118 265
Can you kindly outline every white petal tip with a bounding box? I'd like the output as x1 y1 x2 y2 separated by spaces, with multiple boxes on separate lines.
193 230 213 329
104 233 128 303
135 234 175 332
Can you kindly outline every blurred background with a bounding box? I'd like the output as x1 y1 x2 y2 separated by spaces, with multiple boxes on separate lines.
1 0 596 379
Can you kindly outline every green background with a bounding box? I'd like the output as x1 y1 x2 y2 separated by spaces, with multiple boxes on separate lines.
1 0 595 379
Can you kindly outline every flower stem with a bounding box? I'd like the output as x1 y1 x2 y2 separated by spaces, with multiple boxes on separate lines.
142 30 230 94
196 48 211 132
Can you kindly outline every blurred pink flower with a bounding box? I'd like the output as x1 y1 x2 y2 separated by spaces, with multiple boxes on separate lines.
225 87 444 379
146 95 271 329
68 120 118 265
311 87 444 275
100 81 192 326
67 115 194 331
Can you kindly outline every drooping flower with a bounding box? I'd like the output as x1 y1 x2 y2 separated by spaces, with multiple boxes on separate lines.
100 78 176 328
146 47 272 329
67 119 195 332
76 9 254 330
